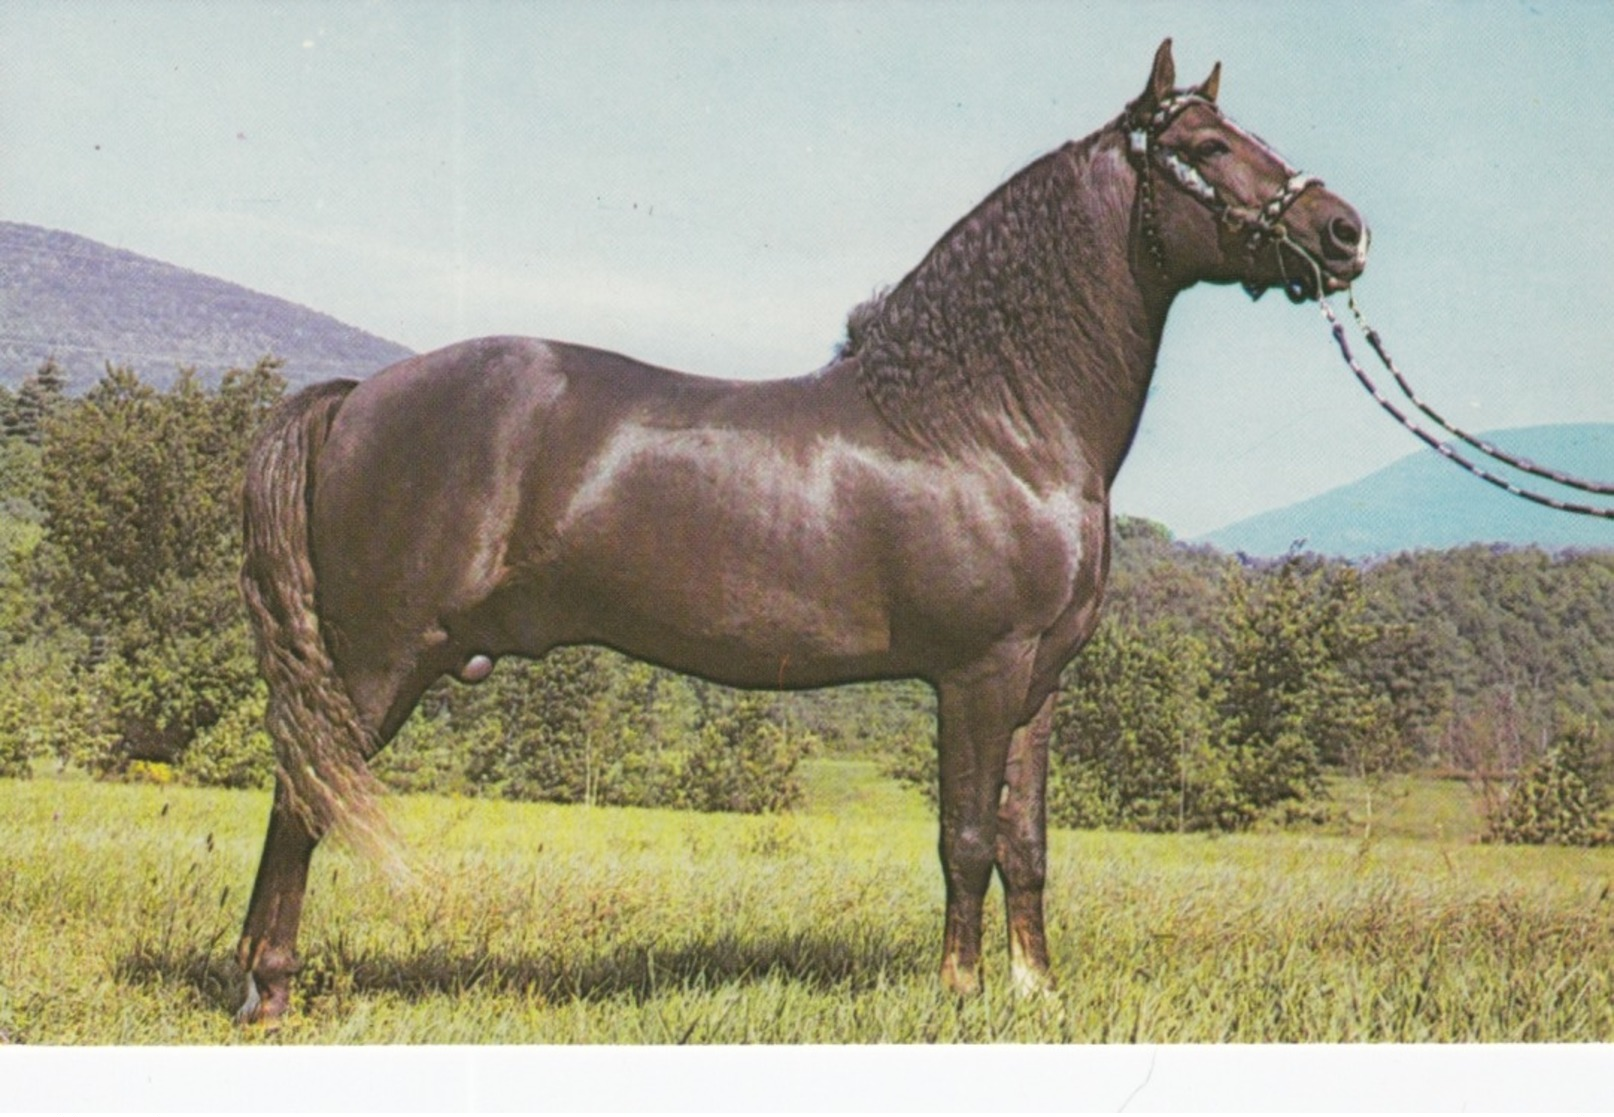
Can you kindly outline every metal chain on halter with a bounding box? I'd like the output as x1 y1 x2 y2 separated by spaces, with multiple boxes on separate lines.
1319 298 1614 520
1137 154 1170 275
1127 102 1173 277
1346 291 1614 497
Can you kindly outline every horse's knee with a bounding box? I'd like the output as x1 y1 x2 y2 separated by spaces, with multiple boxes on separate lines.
939 822 996 890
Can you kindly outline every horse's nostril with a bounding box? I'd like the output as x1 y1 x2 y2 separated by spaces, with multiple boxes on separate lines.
1326 215 1361 252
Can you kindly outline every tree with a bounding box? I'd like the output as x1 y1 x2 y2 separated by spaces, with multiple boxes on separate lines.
37 359 286 771
0 638 111 777
1361 546 1614 759
1104 516 1233 630
3 358 67 446
1485 720 1613 847
0 481 44 645
679 692 810 813
1213 554 1394 816
375 648 812 813
1050 620 1220 831
460 647 620 803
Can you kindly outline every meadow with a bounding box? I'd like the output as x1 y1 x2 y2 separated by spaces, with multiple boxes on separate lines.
3 758 1613 1045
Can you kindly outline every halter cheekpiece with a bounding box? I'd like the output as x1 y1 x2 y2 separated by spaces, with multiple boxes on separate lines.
1126 91 1324 302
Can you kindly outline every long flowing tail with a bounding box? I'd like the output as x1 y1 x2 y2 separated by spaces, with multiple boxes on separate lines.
239 379 391 853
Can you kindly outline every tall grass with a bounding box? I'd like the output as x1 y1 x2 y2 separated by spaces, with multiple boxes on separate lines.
2 760 1612 1044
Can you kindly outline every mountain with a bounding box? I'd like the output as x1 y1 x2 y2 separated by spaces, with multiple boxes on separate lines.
1200 423 1614 557
0 222 412 392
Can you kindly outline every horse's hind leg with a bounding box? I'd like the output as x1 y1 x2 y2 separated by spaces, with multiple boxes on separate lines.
236 781 318 1023
235 657 432 1024
995 691 1057 995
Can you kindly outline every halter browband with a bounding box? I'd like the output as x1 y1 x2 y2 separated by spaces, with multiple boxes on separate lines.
1125 91 1324 299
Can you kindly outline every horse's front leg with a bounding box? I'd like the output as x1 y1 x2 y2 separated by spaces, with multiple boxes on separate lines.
996 690 1057 995
934 646 1036 997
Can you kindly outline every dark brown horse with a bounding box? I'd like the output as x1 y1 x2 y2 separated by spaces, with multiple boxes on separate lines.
235 40 1367 1022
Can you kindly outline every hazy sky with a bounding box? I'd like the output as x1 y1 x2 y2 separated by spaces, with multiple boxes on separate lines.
4 1 1612 535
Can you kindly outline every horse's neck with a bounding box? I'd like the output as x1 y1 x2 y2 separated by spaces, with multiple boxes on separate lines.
854 132 1172 491
1023 138 1171 487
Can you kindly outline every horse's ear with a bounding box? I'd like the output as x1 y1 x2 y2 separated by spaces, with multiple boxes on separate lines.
1139 38 1176 109
1194 61 1221 103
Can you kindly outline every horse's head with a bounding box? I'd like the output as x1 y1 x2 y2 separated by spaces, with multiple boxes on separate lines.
1124 39 1368 302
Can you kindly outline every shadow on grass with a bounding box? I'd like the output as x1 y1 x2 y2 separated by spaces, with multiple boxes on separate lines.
116 928 928 1012
114 943 245 1016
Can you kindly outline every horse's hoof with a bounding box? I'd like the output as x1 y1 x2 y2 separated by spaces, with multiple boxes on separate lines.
234 974 288 1027
940 957 983 999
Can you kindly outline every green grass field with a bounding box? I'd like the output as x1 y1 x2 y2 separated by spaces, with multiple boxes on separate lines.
3 758 1613 1044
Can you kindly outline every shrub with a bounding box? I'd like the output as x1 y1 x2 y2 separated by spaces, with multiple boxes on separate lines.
0 640 112 778
124 760 176 785
1485 722 1613 847
677 694 812 814
179 685 275 790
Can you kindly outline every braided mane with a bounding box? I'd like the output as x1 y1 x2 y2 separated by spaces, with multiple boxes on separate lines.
840 125 1144 455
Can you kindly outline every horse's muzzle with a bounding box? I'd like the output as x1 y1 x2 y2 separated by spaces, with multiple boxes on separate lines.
1320 205 1369 291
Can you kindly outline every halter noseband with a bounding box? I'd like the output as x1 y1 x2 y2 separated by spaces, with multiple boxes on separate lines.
1126 92 1325 302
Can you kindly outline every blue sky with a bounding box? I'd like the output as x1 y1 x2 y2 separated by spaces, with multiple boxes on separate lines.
4 1 1612 535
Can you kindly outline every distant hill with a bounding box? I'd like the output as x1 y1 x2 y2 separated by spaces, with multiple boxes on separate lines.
0 222 412 392
1200 423 1614 557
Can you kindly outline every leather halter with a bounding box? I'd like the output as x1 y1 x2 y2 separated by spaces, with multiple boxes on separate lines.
1125 92 1324 301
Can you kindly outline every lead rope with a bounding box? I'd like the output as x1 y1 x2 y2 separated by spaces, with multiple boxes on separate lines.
1346 292 1614 497
1319 298 1614 519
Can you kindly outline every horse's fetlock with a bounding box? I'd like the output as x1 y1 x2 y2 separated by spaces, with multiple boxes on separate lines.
241 940 301 984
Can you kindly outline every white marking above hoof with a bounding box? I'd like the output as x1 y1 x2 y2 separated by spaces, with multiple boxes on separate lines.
234 974 262 1025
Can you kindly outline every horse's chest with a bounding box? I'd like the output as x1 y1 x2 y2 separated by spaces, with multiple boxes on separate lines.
998 490 1103 614
883 475 1104 642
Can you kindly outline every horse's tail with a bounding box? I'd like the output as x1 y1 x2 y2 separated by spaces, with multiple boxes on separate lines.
240 379 392 856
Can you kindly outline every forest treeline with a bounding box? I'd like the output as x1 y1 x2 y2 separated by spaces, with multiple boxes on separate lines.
1 362 1610 837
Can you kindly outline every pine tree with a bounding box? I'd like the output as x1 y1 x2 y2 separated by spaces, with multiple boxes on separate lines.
1486 721 1613 846
6 358 67 445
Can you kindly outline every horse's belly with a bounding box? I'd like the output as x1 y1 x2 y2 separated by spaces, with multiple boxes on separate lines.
544 530 898 685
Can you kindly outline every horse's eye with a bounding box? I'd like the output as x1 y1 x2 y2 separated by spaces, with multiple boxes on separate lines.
1191 138 1230 161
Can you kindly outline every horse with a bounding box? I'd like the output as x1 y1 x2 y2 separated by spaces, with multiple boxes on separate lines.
234 39 1368 1022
